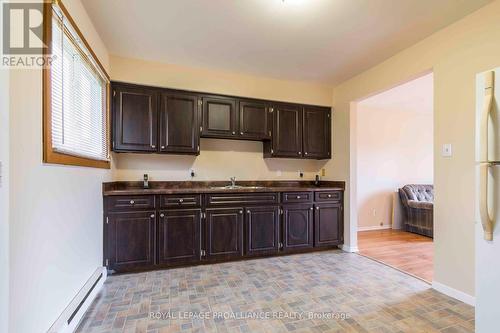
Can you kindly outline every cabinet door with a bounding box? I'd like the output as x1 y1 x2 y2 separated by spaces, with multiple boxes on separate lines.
245 206 280 256
303 106 331 159
272 104 303 158
283 204 314 251
113 85 158 152
158 209 201 265
106 211 156 272
239 100 270 140
314 203 342 247
205 208 244 261
201 96 237 138
159 92 200 154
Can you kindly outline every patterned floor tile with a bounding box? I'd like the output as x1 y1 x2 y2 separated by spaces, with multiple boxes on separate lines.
76 251 474 333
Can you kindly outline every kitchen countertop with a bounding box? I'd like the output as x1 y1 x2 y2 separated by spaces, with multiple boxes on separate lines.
103 180 345 196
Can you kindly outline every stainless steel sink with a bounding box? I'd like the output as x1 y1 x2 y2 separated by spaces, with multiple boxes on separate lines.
210 185 264 190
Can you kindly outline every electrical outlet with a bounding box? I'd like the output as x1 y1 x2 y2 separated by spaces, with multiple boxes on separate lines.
321 168 326 177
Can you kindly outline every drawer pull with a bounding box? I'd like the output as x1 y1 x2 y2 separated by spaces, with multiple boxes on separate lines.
247 210 250 214
310 207 313 210
160 213 165 218
239 210 243 214
150 214 155 218
130 200 135 204
296 196 301 199
327 194 332 198
316 206 319 210
179 199 184 203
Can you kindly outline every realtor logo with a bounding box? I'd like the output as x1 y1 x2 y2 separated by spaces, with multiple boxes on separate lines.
1 1 53 68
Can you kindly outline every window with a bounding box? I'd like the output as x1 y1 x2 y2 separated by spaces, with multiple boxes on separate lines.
43 0 110 168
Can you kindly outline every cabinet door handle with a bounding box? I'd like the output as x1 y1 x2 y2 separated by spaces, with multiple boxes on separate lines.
240 132 243 135
310 207 313 210
316 206 319 210
160 213 165 218
150 214 155 218
247 210 250 214
129 200 135 204
239 210 243 214
304 152 308 155
151 145 156 149
232 131 236 135
161 145 165 149
179 199 184 203
298 151 302 155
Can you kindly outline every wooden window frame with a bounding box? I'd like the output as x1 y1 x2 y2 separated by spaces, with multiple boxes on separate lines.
42 0 111 169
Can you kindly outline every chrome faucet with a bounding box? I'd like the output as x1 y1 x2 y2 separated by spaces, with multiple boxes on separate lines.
230 176 236 187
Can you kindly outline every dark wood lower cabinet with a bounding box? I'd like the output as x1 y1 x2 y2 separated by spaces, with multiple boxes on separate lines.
245 206 280 256
106 211 156 272
158 209 201 266
283 204 314 251
314 203 342 247
104 189 343 273
205 207 244 261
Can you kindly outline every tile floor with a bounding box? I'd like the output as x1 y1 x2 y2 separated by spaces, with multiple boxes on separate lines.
76 251 473 333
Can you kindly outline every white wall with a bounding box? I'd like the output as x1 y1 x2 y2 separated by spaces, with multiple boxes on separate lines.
7 1 111 332
356 74 433 230
0 66 10 333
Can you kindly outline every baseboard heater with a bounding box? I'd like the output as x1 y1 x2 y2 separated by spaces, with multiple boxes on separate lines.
48 267 107 333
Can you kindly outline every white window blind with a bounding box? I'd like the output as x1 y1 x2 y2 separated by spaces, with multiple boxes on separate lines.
50 6 109 161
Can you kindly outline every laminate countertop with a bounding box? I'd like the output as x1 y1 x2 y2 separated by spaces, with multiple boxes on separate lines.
103 180 345 196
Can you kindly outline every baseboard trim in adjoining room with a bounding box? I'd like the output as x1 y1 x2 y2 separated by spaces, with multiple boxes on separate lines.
47 267 107 333
432 281 475 306
358 224 392 232
339 244 359 253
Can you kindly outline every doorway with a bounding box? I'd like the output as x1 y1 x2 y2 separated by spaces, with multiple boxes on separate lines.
353 73 434 282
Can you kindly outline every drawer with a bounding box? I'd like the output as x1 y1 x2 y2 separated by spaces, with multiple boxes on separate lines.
282 192 313 204
314 191 342 202
160 194 201 208
206 193 279 206
107 195 155 211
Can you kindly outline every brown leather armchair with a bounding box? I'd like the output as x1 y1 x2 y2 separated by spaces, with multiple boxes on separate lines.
399 184 434 238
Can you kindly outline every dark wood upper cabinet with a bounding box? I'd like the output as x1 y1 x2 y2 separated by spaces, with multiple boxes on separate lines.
314 203 342 247
201 96 237 138
106 211 156 272
158 209 201 265
113 85 158 152
283 204 314 251
205 207 244 261
159 92 200 155
245 206 280 256
269 104 303 158
239 100 270 140
303 106 331 159
111 82 331 159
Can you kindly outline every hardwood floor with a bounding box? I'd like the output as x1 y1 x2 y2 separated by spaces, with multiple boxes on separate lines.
358 229 433 282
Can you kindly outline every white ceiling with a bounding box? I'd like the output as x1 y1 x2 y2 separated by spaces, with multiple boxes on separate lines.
82 0 491 84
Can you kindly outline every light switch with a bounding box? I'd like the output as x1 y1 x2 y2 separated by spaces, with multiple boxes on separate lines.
442 144 452 157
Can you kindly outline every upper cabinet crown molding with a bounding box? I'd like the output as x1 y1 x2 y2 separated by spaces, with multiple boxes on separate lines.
111 81 332 159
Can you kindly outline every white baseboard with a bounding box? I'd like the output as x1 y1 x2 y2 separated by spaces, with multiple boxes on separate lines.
432 281 475 306
358 224 392 232
48 267 107 333
339 244 359 253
